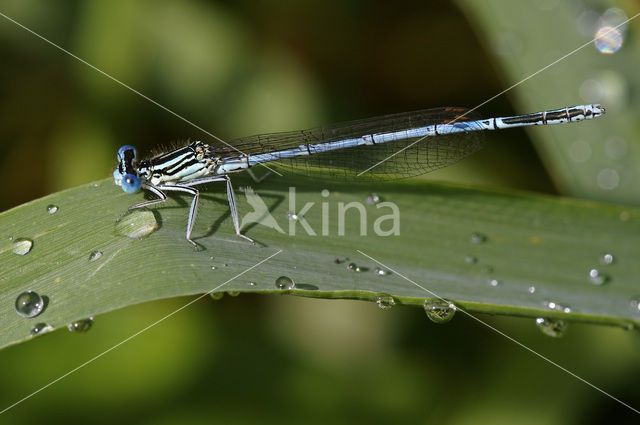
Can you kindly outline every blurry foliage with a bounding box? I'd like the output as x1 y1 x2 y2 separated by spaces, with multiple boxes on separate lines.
1 0 639 424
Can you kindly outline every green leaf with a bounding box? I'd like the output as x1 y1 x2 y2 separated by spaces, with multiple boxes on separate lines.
457 0 640 204
1 174 639 349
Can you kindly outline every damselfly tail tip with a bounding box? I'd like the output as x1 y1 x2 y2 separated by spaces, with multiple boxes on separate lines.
589 104 605 118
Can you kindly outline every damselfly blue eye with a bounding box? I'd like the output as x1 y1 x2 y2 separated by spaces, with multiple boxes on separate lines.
121 174 141 193
117 145 137 161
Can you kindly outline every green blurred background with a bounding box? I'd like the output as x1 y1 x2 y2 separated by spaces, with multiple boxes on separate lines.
1 0 639 423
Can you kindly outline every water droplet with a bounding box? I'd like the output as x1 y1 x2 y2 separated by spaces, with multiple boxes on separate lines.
464 255 477 264
374 267 388 276
89 251 103 261
568 140 592 163
589 268 608 285
594 25 623 54
577 10 600 36
275 276 295 290
227 291 240 297
596 168 619 190
46 204 59 214
12 238 33 255
480 266 493 274
601 253 614 265
68 317 94 333
423 299 456 324
375 294 395 310
629 297 640 313
528 286 536 294
489 279 500 287
347 262 362 272
285 211 298 221
600 7 628 28
470 233 486 244
366 193 381 204
115 210 158 239
492 31 523 57
535 317 567 338
30 323 53 336
321 189 330 197
544 300 571 313
210 292 224 300
211 266 217 270
605 136 628 160
15 290 45 318
249 281 256 287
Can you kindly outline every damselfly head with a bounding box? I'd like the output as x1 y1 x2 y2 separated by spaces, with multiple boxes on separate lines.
114 145 142 193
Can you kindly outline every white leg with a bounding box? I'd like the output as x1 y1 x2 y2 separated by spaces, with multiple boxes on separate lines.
177 176 255 245
157 185 200 249
224 176 255 244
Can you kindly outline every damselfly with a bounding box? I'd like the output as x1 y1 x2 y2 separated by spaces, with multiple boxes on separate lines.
114 104 605 248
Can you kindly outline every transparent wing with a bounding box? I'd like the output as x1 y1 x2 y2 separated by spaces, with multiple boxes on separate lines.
213 107 485 181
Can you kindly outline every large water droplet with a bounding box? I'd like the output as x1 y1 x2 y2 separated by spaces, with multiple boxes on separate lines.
46 205 59 214
89 251 103 261
15 290 45 318
470 233 486 244
424 299 456 324
12 238 33 255
31 323 53 336
68 317 94 333
275 276 295 290
375 294 395 310
601 253 614 265
535 317 567 338
589 268 608 285
366 193 381 204
115 210 158 239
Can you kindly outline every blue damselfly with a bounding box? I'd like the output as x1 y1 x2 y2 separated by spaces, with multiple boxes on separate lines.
114 104 605 248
